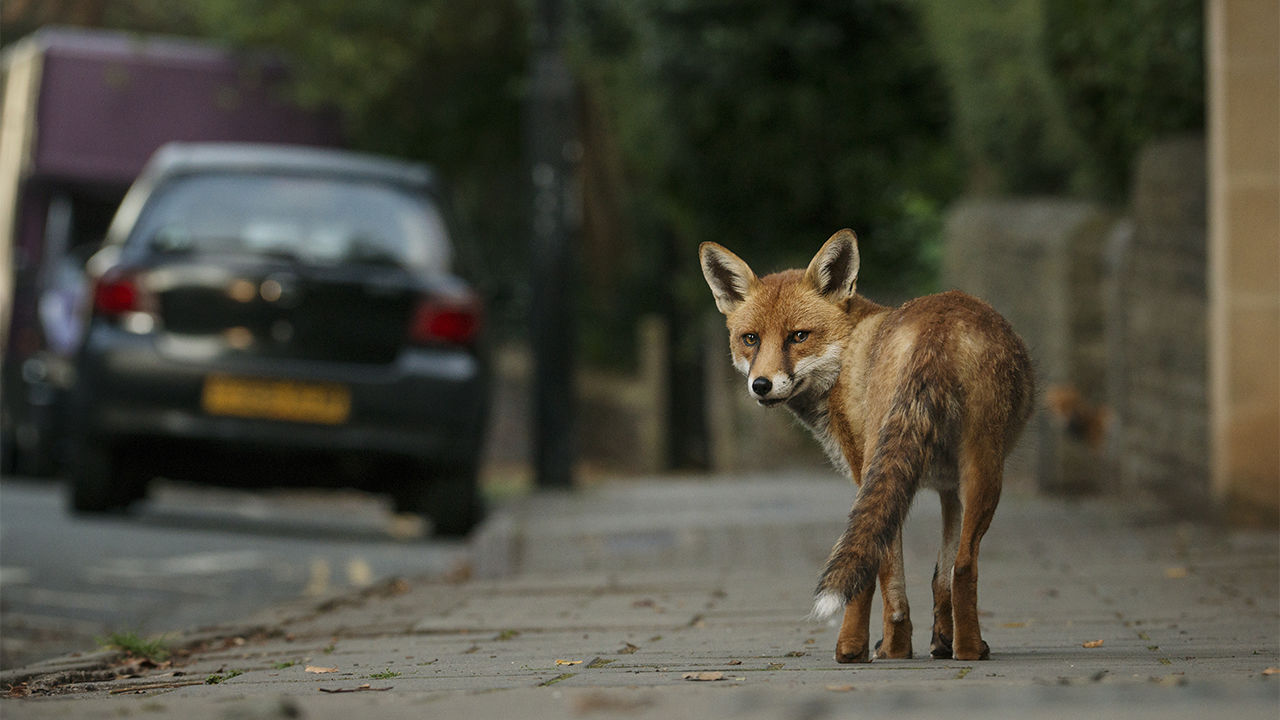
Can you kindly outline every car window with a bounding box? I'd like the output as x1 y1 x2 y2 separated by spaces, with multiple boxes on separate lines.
128 173 451 273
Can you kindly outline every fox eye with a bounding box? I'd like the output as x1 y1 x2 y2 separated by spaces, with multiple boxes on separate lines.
741 333 759 347
789 330 810 343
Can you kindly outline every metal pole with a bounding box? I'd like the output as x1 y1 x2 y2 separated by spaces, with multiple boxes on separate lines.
527 0 577 489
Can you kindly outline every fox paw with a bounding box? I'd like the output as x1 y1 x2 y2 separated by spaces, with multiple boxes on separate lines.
930 631 953 659
873 638 913 660
953 640 990 661
834 645 870 664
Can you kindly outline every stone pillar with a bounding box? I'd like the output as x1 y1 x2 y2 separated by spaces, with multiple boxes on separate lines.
942 198 1114 493
1207 0 1280 525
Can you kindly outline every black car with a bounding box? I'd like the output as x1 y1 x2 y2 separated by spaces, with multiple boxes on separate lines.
66 143 488 535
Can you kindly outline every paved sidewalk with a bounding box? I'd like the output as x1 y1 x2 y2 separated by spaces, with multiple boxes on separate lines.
2 473 1277 719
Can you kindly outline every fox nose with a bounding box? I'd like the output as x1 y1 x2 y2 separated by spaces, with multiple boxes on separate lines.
751 377 773 397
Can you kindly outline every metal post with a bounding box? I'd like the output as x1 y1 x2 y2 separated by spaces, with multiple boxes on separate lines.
527 0 578 489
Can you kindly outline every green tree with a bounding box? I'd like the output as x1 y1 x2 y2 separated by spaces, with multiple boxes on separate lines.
1043 0 1205 201
190 0 532 330
915 0 1087 196
575 0 961 302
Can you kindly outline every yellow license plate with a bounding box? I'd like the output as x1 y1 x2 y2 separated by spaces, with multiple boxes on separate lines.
201 375 351 425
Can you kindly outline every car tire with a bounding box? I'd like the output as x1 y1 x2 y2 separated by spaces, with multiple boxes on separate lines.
392 463 483 538
69 441 147 514
0 424 16 476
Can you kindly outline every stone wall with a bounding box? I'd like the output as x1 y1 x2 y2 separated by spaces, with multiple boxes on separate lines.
941 137 1211 512
1109 137 1209 511
483 316 672 478
942 197 1115 493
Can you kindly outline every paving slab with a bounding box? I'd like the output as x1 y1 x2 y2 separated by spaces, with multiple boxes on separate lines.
2 474 1276 718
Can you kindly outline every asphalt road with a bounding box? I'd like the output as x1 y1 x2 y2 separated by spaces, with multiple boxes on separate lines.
0 477 468 670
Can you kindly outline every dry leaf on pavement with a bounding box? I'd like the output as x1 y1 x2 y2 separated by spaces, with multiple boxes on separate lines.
305 666 339 674
1082 639 1104 648
318 684 392 694
682 672 725 681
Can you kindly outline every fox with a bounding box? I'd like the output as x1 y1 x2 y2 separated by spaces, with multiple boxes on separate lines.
700 229 1033 663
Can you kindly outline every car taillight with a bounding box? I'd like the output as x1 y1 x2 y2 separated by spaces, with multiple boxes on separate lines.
409 295 482 346
93 269 155 318
93 274 141 316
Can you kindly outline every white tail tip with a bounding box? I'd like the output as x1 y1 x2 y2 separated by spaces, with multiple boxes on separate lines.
809 590 844 620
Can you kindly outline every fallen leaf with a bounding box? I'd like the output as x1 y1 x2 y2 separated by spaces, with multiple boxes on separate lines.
555 659 583 666
726 660 742 666
682 672 725 682
318 684 392 694
1082 639 1104 649
107 680 206 695
1164 566 1189 579
4 683 30 699
617 642 639 654
1262 667 1279 676
305 666 339 674
826 684 856 692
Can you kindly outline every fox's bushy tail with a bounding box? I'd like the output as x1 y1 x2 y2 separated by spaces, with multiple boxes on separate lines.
810 344 957 619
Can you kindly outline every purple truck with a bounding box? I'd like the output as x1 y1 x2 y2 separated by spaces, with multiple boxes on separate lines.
1 26 342 475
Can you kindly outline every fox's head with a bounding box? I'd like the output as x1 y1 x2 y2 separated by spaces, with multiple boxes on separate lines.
700 230 860 407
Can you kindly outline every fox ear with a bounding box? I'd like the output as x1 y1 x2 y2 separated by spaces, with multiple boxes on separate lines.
699 242 758 315
805 229 860 301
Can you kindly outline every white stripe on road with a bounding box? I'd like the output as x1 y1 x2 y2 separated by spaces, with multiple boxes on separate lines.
86 550 269 580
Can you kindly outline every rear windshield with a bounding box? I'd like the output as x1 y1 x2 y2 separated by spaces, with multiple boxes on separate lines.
128 173 451 273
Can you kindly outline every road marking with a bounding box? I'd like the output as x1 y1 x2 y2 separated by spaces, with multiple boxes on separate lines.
347 558 373 587
0 566 32 585
86 550 269 580
303 558 330 596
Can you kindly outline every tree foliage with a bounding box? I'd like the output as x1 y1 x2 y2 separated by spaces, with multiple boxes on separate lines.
915 0 1087 196
575 0 960 303
1043 0 1205 201
188 0 532 329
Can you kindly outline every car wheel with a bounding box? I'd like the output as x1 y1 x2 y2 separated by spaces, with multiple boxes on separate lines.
392 463 483 538
0 424 16 476
69 442 147 514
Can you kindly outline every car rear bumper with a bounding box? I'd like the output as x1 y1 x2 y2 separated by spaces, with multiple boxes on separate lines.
71 325 488 467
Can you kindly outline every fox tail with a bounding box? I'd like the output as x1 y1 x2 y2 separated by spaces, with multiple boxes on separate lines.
810 349 956 619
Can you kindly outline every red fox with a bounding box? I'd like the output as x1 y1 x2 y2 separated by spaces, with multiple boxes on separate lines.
700 229 1033 663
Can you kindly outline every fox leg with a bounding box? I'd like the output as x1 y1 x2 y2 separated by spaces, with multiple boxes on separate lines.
950 445 1002 661
874 529 913 659
834 583 876 663
930 487 962 658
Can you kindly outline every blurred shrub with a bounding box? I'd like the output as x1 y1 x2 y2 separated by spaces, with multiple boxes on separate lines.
573 0 961 308
917 0 1205 203
1043 0 1205 202
915 0 1087 196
